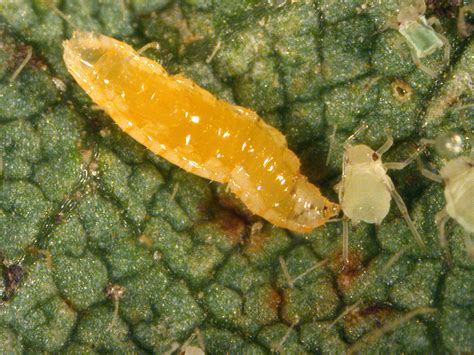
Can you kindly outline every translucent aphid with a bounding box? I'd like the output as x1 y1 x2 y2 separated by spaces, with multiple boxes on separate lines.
387 0 450 78
62 32 339 233
335 125 425 263
419 142 474 260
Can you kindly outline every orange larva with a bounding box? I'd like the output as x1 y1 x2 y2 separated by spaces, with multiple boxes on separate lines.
63 32 339 233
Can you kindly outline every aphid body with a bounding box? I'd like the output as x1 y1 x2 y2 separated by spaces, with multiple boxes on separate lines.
335 127 424 261
440 155 474 233
388 0 450 77
418 135 473 260
63 32 339 233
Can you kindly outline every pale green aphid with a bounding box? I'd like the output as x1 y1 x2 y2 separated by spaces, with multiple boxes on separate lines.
389 0 450 78
335 125 426 263
419 138 474 262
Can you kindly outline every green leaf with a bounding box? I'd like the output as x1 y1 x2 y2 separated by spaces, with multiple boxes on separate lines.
0 0 473 352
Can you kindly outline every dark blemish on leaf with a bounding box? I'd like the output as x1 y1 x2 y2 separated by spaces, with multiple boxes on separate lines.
266 288 282 314
391 80 413 102
106 284 125 303
217 211 246 242
3 264 24 300
425 0 461 19
346 304 394 328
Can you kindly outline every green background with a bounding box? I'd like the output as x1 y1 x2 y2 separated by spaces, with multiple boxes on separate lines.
0 0 472 353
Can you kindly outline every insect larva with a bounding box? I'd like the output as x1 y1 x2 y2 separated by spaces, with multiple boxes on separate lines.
63 32 339 233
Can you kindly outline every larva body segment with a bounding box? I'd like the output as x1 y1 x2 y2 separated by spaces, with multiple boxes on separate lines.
63 32 339 233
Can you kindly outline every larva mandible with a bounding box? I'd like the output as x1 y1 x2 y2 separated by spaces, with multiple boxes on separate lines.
63 32 339 233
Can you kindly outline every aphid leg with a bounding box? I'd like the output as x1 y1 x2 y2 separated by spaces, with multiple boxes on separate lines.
463 233 474 259
342 215 350 265
279 256 294 288
344 123 369 150
426 16 441 28
409 48 437 78
137 42 160 55
47 1 78 29
327 300 362 329
384 145 427 170
376 129 393 157
435 208 452 264
380 246 408 275
206 40 221 64
347 307 436 355
418 162 444 183
389 186 425 248
292 259 328 285
9 46 32 82
436 32 451 64
326 125 338 166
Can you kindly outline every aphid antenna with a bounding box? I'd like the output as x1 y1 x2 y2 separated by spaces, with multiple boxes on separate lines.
375 129 394 157
344 122 369 149
383 144 428 171
291 259 328 285
347 307 437 355
279 256 294 288
326 300 362 330
9 46 32 83
325 124 338 166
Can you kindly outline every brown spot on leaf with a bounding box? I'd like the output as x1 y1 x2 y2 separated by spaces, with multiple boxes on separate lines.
245 230 270 254
345 304 394 328
425 0 460 18
391 80 413 102
265 288 282 314
215 210 246 244
3 264 24 300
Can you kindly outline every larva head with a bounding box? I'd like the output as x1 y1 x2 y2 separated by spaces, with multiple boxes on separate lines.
291 176 340 232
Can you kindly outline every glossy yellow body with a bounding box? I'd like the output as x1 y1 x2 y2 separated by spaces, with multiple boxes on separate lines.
63 32 339 232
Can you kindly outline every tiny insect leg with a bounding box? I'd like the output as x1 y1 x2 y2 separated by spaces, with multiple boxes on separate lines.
463 233 474 259
389 186 425 248
342 216 350 264
435 208 452 263
409 48 437 78
9 47 32 83
426 16 441 28
376 129 393 157
436 32 451 63
137 42 160 55
326 125 338 166
384 145 427 170
418 164 444 183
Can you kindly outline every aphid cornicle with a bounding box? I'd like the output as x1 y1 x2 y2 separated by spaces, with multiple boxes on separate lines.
63 32 339 233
